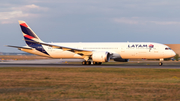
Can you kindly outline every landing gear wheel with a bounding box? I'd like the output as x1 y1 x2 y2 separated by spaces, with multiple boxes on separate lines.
86 61 91 65
98 62 102 65
82 61 86 65
159 62 163 66
93 62 102 65
82 61 91 65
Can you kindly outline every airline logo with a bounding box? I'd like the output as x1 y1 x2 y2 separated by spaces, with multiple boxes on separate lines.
149 44 154 48
128 44 154 48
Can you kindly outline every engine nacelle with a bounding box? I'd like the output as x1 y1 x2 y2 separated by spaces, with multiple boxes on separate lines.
114 58 129 62
92 51 110 62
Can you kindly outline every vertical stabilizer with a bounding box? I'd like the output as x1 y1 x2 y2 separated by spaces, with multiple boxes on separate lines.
19 20 43 47
19 20 49 55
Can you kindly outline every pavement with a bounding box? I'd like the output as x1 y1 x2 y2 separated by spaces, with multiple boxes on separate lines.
0 59 180 68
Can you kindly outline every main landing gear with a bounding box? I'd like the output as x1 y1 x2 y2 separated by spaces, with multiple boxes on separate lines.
82 61 102 65
93 62 102 65
82 61 91 65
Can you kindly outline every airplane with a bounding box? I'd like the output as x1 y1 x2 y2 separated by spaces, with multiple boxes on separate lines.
7 20 176 66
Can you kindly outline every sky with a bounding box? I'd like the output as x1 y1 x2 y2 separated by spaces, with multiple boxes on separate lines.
1 0 180 52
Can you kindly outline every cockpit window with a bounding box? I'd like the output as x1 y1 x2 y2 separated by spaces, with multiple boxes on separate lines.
165 47 171 50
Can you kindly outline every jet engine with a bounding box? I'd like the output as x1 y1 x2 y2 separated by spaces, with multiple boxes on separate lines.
92 51 110 62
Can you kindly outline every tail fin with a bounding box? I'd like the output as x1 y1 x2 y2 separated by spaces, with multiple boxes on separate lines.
19 20 43 47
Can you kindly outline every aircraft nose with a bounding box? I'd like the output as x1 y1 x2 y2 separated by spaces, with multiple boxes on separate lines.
171 50 176 57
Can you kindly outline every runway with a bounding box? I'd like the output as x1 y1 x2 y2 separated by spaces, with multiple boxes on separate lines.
0 64 180 68
0 59 180 68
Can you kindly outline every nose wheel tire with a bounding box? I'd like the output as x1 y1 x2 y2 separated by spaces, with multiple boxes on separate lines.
159 62 163 66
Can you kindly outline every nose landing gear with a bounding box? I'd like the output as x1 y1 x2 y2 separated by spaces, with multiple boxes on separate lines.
159 58 164 66
159 62 163 66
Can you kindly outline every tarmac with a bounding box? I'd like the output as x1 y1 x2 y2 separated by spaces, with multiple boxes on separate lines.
0 59 180 68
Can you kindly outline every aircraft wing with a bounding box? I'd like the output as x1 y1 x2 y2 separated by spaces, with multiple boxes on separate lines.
24 40 93 56
6 45 32 50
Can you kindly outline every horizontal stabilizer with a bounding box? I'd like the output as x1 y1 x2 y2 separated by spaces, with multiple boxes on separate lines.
6 45 32 50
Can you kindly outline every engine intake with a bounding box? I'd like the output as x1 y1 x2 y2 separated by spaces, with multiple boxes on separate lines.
92 51 110 62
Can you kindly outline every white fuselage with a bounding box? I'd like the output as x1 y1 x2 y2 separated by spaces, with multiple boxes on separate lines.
21 42 176 60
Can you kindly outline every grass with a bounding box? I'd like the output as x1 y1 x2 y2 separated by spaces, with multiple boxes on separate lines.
0 67 179 101
0 55 49 61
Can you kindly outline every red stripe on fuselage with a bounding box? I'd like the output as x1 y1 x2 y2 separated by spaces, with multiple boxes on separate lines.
24 35 34 39
20 23 28 27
